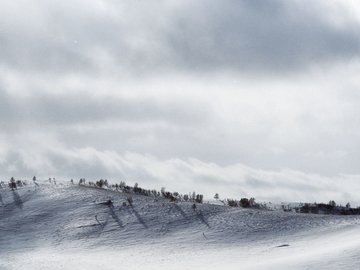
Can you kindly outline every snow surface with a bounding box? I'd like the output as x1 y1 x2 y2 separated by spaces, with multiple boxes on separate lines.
1 181 360 269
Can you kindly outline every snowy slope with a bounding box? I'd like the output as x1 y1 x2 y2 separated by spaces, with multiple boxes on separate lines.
1 181 360 269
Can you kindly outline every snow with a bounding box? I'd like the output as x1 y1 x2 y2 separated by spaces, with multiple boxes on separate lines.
1 181 360 269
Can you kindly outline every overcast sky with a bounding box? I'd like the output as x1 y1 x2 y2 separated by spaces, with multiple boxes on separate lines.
1 0 360 204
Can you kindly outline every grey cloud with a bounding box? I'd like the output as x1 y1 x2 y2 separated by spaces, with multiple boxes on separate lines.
164 0 360 73
0 0 359 75
0 89 22 130
0 27 93 74
1 0 360 205
0 89 210 127
245 177 274 188
44 149 124 180
3 77 360 178
0 150 33 177
1 147 358 205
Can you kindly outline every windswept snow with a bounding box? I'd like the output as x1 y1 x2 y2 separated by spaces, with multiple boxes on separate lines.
1 181 360 269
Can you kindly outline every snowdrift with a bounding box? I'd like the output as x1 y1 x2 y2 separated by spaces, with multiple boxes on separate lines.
1 181 359 269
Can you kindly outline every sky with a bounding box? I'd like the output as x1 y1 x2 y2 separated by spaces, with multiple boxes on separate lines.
1 0 360 204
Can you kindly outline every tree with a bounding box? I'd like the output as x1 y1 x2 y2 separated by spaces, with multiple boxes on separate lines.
227 199 238 207
96 179 105 188
214 193 219 200
300 203 310 213
240 198 250 208
195 194 203 204
329 200 336 208
9 177 16 190
249 197 256 207
119 181 126 189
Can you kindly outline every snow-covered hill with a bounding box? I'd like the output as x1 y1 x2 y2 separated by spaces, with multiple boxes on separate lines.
1 181 360 269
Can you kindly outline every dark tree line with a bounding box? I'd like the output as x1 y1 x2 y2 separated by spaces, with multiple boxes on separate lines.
292 201 360 215
77 178 204 204
227 197 258 208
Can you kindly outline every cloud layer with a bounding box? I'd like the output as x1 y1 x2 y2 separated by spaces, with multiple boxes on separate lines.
1 0 360 75
1 144 359 205
1 0 360 204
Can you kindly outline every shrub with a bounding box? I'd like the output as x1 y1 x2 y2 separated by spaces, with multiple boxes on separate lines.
329 200 336 208
9 177 17 190
195 194 203 204
96 179 105 188
300 203 310 213
240 198 250 208
119 181 126 189
227 199 238 207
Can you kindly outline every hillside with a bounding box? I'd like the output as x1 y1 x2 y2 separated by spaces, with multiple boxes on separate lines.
1 180 360 269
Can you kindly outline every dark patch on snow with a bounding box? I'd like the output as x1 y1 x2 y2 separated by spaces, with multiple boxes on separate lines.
196 210 211 228
77 224 99 228
109 207 124 229
12 190 23 210
129 205 148 229
276 244 290 248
